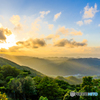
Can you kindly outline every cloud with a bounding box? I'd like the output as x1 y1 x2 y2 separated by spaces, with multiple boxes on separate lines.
70 29 83 35
54 12 61 21
0 27 12 41
45 34 60 40
83 3 99 19
40 11 50 18
56 26 69 36
31 18 41 32
98 24 100 27
84 19 92 24
16 38 46 48
77 3 99 26
48 24 54 30
14 24 22 30
0 48 8 52
76 21 83 26
0 45 22 52
56 26 83 36
54 39 87 48
10 15 22 30
8 46 22 52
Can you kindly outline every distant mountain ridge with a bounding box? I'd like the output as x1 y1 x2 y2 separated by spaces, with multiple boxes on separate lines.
1 55 100 76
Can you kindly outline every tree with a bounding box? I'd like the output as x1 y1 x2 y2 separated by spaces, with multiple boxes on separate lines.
1 65 21 78
63 89 79 100
39 96 48 100
7 76 36 100
33 76 42 86
5 76 14 82
54 79 69 90
81 76 93 87
36 76 63 100
79 76 98 100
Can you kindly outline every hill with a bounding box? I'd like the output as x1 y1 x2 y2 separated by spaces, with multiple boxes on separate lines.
1 55 100 76
55 76 82 85
0 57 44 77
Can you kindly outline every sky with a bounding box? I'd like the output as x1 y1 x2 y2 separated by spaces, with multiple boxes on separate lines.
0 0 100 58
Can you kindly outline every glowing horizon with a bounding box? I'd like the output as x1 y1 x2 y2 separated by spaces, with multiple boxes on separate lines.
0 0 100 58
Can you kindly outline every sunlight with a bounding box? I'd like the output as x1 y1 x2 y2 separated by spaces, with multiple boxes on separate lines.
0 23 2 28
0 42 15 49
6 34 15 43
0 34 16 49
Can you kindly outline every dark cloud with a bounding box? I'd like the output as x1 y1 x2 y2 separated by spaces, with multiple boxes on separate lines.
54 39 87 47
45 34 60 40
0 27 12 41
9 46 22 52
16 38 46 48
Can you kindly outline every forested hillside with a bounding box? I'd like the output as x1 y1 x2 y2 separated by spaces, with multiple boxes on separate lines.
0 64 100 100
0 57 44 77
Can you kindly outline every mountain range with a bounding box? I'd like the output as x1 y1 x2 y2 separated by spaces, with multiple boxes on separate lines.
0 54 100 76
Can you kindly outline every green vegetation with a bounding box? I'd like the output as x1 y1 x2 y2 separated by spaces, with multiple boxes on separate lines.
0 57 100 100
0 64 100 100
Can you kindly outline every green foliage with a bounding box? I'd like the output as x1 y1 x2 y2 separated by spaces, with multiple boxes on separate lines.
79 76 98 100
1 65 21 78
7 76 36 99
0 73 4 80
39 96 48 100
0 92 8 100
0 80 6 87
33 76 42 86
0 86 6 91
5 76 14 83
36 76 63 100
22 76 36 95
23 69 31 74
17 72 29 78
54 79 69 90
0 60 100 100
63 89 79 100
81 76 93 87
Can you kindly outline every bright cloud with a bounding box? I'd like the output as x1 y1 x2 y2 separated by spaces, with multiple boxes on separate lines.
31 18 41 33
56 26 69 35
98 24 100 27
56 26 83 36
54 12 61 21
70 29 83 35
10 15 22 30
84 19 92 24
40 11 50 18
48 24 54 30
76 21 83 26
45 34 60 40
83 3 99 19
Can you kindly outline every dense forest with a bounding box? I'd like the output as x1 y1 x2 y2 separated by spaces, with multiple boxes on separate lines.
0 64 100 100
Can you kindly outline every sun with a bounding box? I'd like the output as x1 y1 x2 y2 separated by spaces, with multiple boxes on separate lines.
0 34 16 49
6 34 15 43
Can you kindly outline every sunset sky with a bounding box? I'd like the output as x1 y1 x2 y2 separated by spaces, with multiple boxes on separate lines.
0 0 100 57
